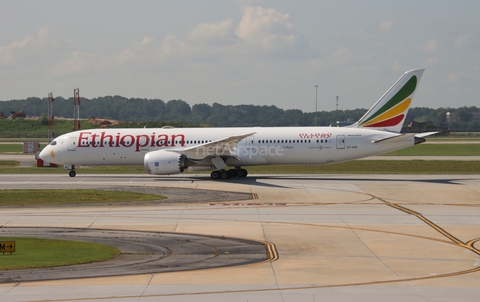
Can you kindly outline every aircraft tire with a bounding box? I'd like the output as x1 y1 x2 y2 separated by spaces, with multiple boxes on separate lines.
220 171 231 180
69 171 76 177
237 169 248 178
210 171 220 180
228 169 237 178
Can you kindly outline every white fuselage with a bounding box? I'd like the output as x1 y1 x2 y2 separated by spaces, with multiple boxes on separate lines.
40 126 414 168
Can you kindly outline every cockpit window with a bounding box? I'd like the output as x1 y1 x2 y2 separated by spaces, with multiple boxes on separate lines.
50 140 57 146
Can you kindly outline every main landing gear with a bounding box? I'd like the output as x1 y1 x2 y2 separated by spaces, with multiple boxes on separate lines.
210 168 248 180
68 165 76 177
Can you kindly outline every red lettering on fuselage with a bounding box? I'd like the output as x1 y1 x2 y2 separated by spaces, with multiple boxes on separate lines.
299 133 332 139
78 132 91 147
77 131 186 152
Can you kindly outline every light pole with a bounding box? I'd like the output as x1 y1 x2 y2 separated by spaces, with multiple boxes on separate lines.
315 85 318 126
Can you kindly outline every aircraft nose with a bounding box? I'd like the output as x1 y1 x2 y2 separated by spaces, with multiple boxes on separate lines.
38 147 49 160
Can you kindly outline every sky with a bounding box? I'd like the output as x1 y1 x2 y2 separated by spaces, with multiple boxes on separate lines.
1 0 479 112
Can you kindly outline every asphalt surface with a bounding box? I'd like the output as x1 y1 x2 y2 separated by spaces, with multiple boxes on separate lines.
0 228 269 283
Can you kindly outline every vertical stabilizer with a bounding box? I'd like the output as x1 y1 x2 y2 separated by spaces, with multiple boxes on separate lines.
350 69 424 133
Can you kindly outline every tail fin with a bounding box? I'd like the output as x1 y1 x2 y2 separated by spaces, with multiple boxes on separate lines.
350 69 424 133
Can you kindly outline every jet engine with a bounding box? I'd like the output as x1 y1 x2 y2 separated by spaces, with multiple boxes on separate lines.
144 150 188 175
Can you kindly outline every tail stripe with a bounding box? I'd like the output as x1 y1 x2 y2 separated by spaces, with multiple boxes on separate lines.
361 98 411 126
360 75 417 125
362 114 405 128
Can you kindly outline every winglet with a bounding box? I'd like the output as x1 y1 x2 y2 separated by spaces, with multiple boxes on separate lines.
350 69 425 133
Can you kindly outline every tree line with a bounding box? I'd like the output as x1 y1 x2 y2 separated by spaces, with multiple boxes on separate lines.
0 96 478 130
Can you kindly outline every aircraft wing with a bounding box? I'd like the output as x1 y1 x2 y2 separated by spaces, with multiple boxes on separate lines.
183 132 256 160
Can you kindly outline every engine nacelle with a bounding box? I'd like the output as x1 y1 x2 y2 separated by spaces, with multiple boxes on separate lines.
144 150 187 175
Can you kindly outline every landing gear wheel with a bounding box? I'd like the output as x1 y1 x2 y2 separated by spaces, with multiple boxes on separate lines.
228 169 238 178
236 169 248 178
220 171 231 179
68 165 76 177
211 171 220 180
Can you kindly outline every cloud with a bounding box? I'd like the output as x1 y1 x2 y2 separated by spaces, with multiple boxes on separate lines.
188 19 234 41
111 49 136 65
446 72 461 84
455 34 469 47
157 34 193 59
424 57 439 68
378 20 394 31
420 39 438 53
0 34 35 65
391 61 402 72
328 47 351 66
141 37 154 46
235 6 304 53
53 51 96 76
0 27 54 65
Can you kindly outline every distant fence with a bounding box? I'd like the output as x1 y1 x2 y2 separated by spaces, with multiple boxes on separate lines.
448 132 480 136
0 131 70 138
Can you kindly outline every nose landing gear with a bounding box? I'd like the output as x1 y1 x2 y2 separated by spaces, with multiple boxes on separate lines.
68 165 76 177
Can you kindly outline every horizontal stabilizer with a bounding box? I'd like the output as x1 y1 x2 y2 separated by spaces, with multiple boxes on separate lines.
414 131 439 138
372 133 415 144
373 131 438 145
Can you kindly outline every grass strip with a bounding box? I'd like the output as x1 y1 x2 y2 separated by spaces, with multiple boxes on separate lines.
0 144 46 153
0 160 18 166
0 189 165 206
0 165 147 174
0 237 119 270
382 144 480 156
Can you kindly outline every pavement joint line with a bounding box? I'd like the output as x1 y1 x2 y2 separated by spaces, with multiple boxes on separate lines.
376 195 480 256
26 265 480 302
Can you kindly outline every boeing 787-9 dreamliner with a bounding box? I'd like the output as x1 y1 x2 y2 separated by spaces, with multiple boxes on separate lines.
39 69 436 179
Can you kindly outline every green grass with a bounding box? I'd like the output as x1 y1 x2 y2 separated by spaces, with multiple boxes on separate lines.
0 160 18 166
0 189 165 206
0 165 147 174
382 144 480 156
0 143 47 153
0 237 119 270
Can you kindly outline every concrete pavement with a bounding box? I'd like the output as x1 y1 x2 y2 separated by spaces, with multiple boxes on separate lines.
0 174 479 301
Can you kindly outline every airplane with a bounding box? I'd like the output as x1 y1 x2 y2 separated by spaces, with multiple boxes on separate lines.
39 69 436 179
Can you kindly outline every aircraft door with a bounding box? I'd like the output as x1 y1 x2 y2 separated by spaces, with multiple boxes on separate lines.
336 135 345 149
68 137 77 151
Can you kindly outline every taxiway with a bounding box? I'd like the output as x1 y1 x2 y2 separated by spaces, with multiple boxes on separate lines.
0 173 479 301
